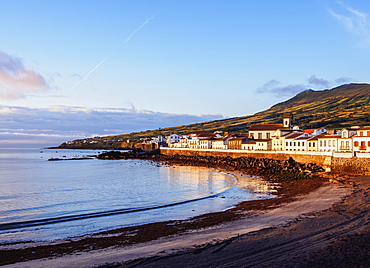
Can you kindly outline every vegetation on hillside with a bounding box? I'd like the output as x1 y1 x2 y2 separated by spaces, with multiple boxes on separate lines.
59 83 370 148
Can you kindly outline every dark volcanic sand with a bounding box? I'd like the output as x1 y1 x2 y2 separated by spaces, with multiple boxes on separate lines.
105 175 370 268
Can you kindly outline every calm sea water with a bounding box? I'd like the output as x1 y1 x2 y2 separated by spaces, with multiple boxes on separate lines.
0 148 274 244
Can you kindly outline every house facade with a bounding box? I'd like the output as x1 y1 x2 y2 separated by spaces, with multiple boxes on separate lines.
285 133 307 151
166 134 181 145
272 130 304 151
317 135 341 152
212 135 234 150
255 139 272 150
248 124 282 140
228 136 249 150
242 140 256 150
353 126 370 152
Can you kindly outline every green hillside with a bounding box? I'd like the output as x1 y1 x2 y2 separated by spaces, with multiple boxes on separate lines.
59 83 370 148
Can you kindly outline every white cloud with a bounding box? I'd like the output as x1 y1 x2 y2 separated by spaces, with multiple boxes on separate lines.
256 80 307 97
0 105 224 145
0 51 49 99
307 75 330 87
329 4 370 47
335 76 353 84
256 75 354 97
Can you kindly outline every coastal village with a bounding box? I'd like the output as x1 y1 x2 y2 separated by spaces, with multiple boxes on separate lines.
140 113 370 157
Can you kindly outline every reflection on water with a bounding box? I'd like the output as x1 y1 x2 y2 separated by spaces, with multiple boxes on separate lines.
236 174 278 194
160 165 235 199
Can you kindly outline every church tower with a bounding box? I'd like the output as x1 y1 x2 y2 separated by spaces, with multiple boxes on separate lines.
282 113 293 129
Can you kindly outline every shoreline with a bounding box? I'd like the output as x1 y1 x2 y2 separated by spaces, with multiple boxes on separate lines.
0 164 354 267
117 175 369 268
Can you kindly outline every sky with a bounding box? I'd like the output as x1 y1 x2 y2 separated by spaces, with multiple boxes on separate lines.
0 0 370 146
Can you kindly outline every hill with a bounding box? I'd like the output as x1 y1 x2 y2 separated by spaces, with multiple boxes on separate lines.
59 83 370 148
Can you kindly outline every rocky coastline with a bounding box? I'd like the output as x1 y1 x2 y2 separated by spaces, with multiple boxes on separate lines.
96 149 325 183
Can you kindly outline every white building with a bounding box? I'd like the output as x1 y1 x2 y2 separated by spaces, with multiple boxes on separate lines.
336 128 356 152
241 140 257 150
303 128 327 136
271 130 303 151
353 126 370 152
317 134 341 152
248 124 283 140
285 133 308 151
255 139 272 150
212 135 234 150
166 134 181 145
199 137 215 149
177 132 219 149
307 136 319 151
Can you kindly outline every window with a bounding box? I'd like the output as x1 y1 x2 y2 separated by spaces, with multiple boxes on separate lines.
258 133 262 139
368 131 370 136
286 142 288 146
266 133 270 139
320 141 322 147
324 140 327 147
346 141 349 147
354 141 359 147
294 142 296 146
298 142 300 146
361 141 365 147
368 141 370 147
308 142 311 147
302 142 305 146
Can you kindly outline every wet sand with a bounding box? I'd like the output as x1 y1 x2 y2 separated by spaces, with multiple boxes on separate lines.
108 175 370 268
1 171 364 268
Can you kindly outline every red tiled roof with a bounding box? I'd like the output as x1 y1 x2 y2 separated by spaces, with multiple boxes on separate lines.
233 133 250 137
229 137 248 141
295 136 311 140
319 135 341 139
285 133 303 140
249 124 283 131
243 140 256 144
200 137 216 140
359 126 370 131
308 134 331 141
304 128 319 133
194 133 216 138
189 132 215 135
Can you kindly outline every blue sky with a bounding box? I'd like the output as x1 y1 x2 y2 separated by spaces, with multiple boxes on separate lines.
0 0 370 146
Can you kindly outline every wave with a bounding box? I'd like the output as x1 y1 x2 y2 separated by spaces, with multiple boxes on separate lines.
0 190 229 231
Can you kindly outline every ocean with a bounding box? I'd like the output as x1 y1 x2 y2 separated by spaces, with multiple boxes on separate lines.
0 148 274 244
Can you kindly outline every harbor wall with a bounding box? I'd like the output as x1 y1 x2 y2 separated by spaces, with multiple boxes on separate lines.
160 148 370 175
331 157 370 175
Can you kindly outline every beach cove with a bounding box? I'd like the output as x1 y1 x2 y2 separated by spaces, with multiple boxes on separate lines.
1 152 366 267
0 149 276 263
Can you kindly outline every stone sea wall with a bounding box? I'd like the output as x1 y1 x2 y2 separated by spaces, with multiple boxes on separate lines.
160 148 331 166
160 148 370 175
331 157 370 175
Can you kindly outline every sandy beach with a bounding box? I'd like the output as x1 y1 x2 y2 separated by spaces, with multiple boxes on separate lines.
2 170 368 268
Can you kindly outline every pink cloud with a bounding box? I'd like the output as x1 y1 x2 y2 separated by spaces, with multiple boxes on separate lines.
0 51 49 99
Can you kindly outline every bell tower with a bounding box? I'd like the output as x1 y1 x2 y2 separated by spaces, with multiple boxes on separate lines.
282 113 293 129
